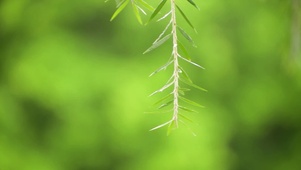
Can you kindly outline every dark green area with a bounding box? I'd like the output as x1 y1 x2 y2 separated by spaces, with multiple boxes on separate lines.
1 0 301 169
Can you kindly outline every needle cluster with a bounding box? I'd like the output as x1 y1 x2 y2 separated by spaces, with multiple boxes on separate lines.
108 0 206 135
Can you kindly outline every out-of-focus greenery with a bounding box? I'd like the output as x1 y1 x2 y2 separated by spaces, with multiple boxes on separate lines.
1 0 301 170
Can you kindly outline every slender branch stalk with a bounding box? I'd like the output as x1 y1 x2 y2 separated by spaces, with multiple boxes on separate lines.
110 0 203 134
171 0 179 128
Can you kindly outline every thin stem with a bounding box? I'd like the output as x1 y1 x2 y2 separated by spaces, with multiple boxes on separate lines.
171 0 179 128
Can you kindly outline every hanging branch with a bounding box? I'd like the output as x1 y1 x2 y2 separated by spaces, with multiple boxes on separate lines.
108 0 205 135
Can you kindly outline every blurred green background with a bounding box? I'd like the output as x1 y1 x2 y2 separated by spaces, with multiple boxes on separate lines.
1 0 301 169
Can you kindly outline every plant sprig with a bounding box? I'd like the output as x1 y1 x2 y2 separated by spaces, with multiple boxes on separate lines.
108 0 154 24
108 0 205 135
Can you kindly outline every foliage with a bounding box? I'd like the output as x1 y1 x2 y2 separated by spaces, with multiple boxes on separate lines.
1 0 301 170
109 0 206 134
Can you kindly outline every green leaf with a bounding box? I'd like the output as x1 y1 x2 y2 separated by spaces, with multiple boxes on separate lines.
177 40 191 61
150 120 172 131
179 113 194 123
176 5 196 32
157 11 171 22
153 93 172 105
116 0 125 7
137 5 147 15
132 3 143 24
167 120 175 136
178 65 193 83
179 88 191 96
143 34 171 54
179 119 197 136
149 60 173 77
179 89 185 95
177 26 196 47
138 0 155 12
179 96 204 108
180 78 207 92
158 100 173 109
187 0 200 10
153 21 172 44
147 0 167 23
179 106 199 113
178 54 205 69
179 87 191 92
149 80 173 96
110 0 130 21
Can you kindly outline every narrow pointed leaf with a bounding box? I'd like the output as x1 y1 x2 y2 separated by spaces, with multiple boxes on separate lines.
179 96 204 108
132 3 143 24
110 0 130 21
158 100 173 109
177 40 191 60
157 11 171 22
137 5 147 15
149 60 173 77
144 34 171 54
149 81 174 96
179 113 194 123
187 0 200 10
138 0 155 12
176 5 196 32
179 106 199 113
150 120 172 131
116 0 125 7
179 120 197 136
153 93 172 105
177 26 196 47
153 20 172 44
179 87 191 92
178 54 205 69
178 65 193 83
179 89 185 95
148 0 167 23
180 78 207 92
167 120 175 136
